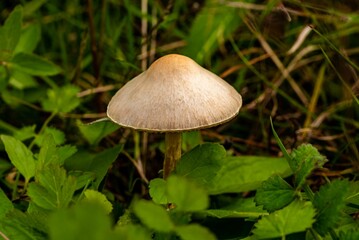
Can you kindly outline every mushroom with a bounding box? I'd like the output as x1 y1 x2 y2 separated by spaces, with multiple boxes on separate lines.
107 54 242 179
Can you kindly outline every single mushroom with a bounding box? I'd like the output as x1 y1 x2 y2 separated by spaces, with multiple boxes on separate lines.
107 54 242 179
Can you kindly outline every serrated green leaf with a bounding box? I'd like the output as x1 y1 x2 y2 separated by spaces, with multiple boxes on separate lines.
42 85 80 113
10 52 61 76
37 134 58 169
37 133 76 168
291 144 327 188
14 24 41 53
0 5 23 61
1 135 36 184
49 202 112 240
28 165 76 210
35 127 66 147
339 230 359 240
149 178 168 204
56 145 78 164
255 175 295 212
83 189 113 214
1 209 47 240
167 175 209 212
253 200 315 239
77 119 119 145
12 125 36 141
175 143 226 189
210 156 291 195
313 179 350 236
132 199 174 232
0 188 13 220
175 224 216 240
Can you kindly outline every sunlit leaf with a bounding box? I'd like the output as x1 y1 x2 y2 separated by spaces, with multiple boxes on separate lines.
14 24 41 53
1 135 36 183
77 119 119 146
167 175 209 212
28 165 76 210
201 198 266 219
291 144 327 188
114 224 151 240
42 85 80 113
10 52 61 76
175 143 226 189
49 202 113 240
0 188 13 220
211 156 291 195
0 5 23 61
83 189 113 214
175 224 216 240
132 199 174 232
149 178 168 204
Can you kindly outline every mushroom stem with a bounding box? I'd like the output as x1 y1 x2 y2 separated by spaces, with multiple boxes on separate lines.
163 132 182 179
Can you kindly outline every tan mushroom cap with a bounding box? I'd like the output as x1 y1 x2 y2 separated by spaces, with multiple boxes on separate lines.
107 54 242 132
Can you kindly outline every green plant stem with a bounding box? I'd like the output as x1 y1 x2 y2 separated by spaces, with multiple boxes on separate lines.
163 132 182 179
11 172 20 200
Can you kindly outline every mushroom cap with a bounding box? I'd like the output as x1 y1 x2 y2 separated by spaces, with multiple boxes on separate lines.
107 54 242 132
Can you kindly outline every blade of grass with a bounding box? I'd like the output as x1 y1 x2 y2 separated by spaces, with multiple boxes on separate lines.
303 64 326 130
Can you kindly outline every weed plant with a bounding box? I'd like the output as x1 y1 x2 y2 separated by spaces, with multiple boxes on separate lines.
0 1 358 239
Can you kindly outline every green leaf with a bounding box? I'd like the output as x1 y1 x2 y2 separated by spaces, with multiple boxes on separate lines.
0 5 23 61
13 125 36 141
0 188 13 220
339 230 359 240
114 224 151 240
149 178 168 204
201 198 267 218
1 209 47 240
68 170 96 190
132 199 174 232
10 52 61 76
36 127 66 146
88 145 123 189
37 134 58 168
77 119 119 145
182 4 242 64
167 175 209 212
210 156 291 194
63 146 122 190
313 179 350 236
42 85 80 113
255 175 296 212
37 134 77 169
14 23 41 53
182 131 202 152
175 224 216 240
9 70 38 89
291 144 327 188
49 202 113 240
83 189 113 214
28 165 76 210
1 135 36 183
252 200 316 239
175 143 226 189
